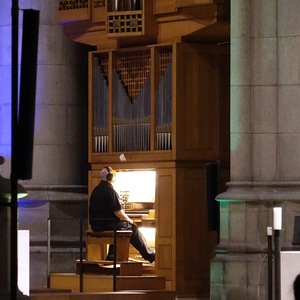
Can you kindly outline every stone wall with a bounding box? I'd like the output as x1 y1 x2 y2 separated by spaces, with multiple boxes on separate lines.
211 0 300 299
0 0 92 290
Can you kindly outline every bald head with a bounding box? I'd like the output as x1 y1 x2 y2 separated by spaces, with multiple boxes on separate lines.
100 166 115 182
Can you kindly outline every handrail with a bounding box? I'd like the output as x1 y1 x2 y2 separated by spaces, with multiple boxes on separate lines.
47 217 121 292
47 217 87 292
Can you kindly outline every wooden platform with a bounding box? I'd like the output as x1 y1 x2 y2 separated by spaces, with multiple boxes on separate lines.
50 273 166 293
30 290 177 300
76 260 155 276
30 291 145 300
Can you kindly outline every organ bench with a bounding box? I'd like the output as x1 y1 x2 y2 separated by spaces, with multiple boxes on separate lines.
86 230 132 262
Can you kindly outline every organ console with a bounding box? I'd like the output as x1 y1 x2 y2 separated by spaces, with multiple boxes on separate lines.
88 42 230 295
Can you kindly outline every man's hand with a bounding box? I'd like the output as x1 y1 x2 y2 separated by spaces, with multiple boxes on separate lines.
114 209 134 224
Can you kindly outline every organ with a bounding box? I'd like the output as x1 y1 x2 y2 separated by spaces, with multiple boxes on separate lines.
91 46 172 154
57 0 230 297
88 42 230 296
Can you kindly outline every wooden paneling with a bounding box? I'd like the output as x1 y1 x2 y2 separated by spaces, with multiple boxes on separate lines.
116 276 165 291
157 244 173 270
57 0 90 23
174 43 230 161
50 273 112 292
50 274 165 293
155 168 176 285
157 175 173 238
154 1 177 14
175 166 217 296
92 0 106 22
177 0 212 6
183 52 214 151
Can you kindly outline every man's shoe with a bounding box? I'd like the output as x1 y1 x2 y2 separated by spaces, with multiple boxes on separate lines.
148 251 155 263
106 253 115 261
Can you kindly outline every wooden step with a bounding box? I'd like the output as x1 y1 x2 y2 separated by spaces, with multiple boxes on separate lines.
127 290 177 300
30 288 72 294
30 291 146 300
76 261 143 276
76 260 122 276
50 273 165 293
76 260 154 276
29 290 177 300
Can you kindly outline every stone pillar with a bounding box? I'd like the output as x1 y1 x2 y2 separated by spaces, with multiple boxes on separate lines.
0 0 91 290
211 0 300 299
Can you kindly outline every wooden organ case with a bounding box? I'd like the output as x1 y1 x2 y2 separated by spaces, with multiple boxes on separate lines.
88 42 230 297
55 0 231 296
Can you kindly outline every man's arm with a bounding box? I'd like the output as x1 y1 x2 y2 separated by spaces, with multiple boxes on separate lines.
114 209 134 224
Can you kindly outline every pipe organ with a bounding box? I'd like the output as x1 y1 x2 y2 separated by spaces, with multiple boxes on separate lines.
156 47 172 151
57 0 230 296
93 54 109 153
90 45 174 156
88 42 230 296
113 49 151 152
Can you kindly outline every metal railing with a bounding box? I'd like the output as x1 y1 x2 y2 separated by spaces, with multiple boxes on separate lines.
46 217 122 292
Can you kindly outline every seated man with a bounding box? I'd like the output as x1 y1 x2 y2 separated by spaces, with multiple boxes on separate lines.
89 166 155 263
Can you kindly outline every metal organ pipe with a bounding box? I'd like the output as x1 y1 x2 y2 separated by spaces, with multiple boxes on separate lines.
93 56 109 153
156 59 172 151
93 48 172 154
113 68 150 152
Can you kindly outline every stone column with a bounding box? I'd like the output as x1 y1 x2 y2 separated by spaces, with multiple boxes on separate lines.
211 0 300 299
0 0 91 289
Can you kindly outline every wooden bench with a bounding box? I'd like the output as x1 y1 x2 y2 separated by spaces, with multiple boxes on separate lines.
86 230 132 262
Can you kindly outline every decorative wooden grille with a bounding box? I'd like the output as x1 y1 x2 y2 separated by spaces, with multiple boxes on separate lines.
160 46 172 76
112 49 151 152
115 49 151 102
94 0 105 8
107 12 143 35
58 0 89 10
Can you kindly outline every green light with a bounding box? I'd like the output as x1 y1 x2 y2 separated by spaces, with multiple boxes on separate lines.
216 198 235 203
